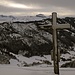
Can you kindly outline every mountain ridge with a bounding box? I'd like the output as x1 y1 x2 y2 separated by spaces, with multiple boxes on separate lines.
0 16 75 67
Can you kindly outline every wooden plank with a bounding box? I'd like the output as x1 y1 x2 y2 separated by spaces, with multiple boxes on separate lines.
52 24 70 29
52 12 59 74
38 24 51 27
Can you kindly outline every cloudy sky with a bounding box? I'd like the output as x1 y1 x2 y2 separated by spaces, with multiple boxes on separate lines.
0 0 75 16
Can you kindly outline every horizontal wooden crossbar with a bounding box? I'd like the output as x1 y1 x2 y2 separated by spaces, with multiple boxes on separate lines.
38 24 70 30
52 24 71 29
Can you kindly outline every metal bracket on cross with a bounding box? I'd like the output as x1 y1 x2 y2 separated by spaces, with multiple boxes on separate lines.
37 12 71 74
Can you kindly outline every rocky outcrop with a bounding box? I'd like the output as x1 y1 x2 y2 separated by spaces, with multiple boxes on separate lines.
0 52 10 64
0 17 75 58
0 22 52 57
61 60 75 68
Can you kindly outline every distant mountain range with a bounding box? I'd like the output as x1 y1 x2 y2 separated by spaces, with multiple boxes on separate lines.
0 14 50 23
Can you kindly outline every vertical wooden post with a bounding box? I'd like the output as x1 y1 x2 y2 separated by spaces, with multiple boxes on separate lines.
52 12 59 74
38 12 70 74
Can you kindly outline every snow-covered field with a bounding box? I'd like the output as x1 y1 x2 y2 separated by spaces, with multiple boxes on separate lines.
0 65 75 75
6 50 75 67
0 52 75 75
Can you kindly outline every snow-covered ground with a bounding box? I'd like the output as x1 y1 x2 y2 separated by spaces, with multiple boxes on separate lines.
7 49 75 67
9 54 53 67
0 50 75 75
0 65 75 75
0 46 75 75
0 51 75 75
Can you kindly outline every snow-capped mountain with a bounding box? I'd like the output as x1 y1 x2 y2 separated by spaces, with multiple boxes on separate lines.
0 14 50 23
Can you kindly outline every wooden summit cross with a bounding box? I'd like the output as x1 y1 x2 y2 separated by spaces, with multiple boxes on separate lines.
38 12 70 74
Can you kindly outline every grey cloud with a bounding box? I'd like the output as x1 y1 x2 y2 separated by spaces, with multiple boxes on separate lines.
0 5 49 13
0 0 75 16
11 0 75 9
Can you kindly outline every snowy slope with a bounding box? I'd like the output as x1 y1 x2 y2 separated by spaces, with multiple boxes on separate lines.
9 53 52 67
3 48 75 67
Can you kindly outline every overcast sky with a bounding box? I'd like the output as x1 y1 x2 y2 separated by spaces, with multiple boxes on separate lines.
0 0 75 16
